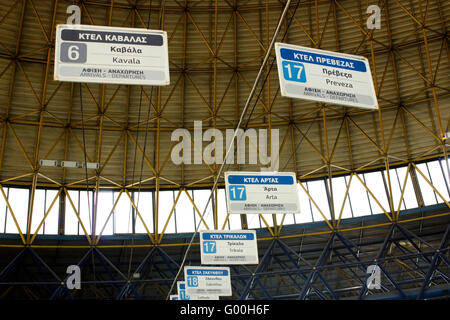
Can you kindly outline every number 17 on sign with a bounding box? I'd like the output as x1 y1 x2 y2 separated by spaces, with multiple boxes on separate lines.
229 185 246 201
282 61 306 82
203 240 216 254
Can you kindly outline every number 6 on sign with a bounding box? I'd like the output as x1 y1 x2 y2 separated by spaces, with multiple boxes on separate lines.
60 42 87 63
229 185 246 201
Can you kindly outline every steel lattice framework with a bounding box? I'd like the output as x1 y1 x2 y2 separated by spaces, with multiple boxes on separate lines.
0 0 448 300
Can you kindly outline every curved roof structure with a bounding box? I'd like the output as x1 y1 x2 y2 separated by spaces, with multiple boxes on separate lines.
0 0 448 188
0 0 448 300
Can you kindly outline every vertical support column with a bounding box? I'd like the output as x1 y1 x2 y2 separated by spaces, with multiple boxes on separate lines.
408 164 425 207
26 174 37 244
58 189 65 235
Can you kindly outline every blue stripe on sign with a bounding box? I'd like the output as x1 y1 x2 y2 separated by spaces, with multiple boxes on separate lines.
179 283 185 289
227 175 293 185
186 269 229 276
202 232 254 240
280 48 366 72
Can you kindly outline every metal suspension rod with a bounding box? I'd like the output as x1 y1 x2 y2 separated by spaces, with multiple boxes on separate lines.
166 0 295 300
123 0 166 297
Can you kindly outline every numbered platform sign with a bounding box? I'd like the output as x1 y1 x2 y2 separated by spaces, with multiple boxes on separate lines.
184 266 232 297
54 24 170 86
275 42 378 110
200 230 259 265
177 281 190 300
225 171 300 214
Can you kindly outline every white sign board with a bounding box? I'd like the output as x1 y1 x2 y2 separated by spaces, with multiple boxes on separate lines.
177 281 190 300
54 24 170 86
190 295 219 300
200 230 259 265
225 172 300 214
275 42 378 110
184 266 232 297
169 295 178 300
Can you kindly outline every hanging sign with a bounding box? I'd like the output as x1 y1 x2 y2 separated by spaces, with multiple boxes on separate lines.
184 266 232 297
190 295 220 300
54 24 170 86
200 230 259 265
225 171 300 214
177 281 190 300
275 42 378 110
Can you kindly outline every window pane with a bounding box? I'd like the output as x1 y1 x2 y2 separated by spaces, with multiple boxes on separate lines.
173 190 195 233
217 188 242 230
193 189 214 231
416 163 437 205
44 190 59 235
65 190 79 235
306 180 331 222
332 176 352 220
216 188 227 229
159 190 177 234
427 160 450 202
217 188 231 230
30 190 59 235
348 177 372 217
363 171 389 214
260 214 274 228
79 191 93 234
395 166 418 210
228 214 242 230
135 191 153 234
297 182 313 223
96 190 114 236
383 169 405 212
281 214 295 226
440 159 450 190
247 214 261 229
0 187 6 233
6 188 28 234
114 191 133 234
31 189 46 235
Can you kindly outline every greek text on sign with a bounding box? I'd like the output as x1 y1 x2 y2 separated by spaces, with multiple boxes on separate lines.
184 266 232 297
177 281 218 300
190 295 219 300
275 43 378 110
225 172 300 214
54 24 170 86
200 230 259 265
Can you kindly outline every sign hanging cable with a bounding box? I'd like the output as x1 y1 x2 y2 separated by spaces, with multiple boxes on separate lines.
166 0 301 300
79 82 96 282
125 0 166 297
